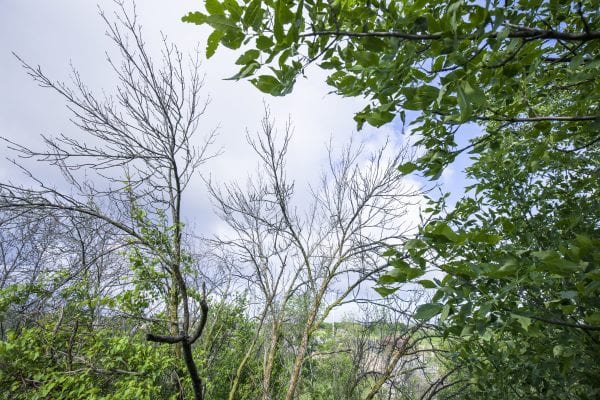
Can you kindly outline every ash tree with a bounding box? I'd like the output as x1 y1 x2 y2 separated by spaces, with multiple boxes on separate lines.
1 2 217 399
208 112 424 400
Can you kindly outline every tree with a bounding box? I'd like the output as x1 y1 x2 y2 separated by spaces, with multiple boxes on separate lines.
183 0 600 397
208 112 422 399
405 118 600 398
291 299 442 400
0 209 128 333
1 2 216 399
183 0 599 176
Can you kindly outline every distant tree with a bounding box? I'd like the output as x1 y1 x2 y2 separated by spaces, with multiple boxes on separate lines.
0 209 127 333
0 206 186 399
1 2 216 399
209 111 423 400
302 299 443 400
195 293 262 400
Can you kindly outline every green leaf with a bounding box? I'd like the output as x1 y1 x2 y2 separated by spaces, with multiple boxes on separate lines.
403 85 439 110
378 274 398 284
575 234 593 253
584 312 600 325
256 35 274 51
552 344 574 358
389 258 416 271
206 29 224 58
532 250 583 275
398 162 418 175
204 14 238 31
206 0 225 15
374 286 398 297
470 231 502 245
456 83 472 121
182 11 208 25
277 0 294 24
251 75 283 95
460 325 474 336
355 51 379 67
225 62 260 80
365 110 395 127
440 303 452 321
511 313 532 331
424 221 460 242
236 49 260 65
223 0 243 20
382 248 397 257
405 238 427 251
363 37 385 52
414 303 443 320
559 290 578 300
462 81 486 106
243 0 263 29
221 29 245 49
418 279 437 289
498 257 518 274
380 258 424 283
553 344 565 357
273 0 285 42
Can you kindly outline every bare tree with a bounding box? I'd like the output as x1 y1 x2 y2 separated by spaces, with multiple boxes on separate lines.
209 111 422 400
0 2 215 399
0 209 66 336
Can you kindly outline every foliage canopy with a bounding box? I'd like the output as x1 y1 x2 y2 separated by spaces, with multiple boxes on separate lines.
184 0 599 176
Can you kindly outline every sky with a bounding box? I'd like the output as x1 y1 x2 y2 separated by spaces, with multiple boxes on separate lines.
0 0 470 319
0 0 418 229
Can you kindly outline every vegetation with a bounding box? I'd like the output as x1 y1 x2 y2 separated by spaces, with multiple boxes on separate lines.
1 2 215 398
184 0 600 397
208 112 422 400
0 0 598 399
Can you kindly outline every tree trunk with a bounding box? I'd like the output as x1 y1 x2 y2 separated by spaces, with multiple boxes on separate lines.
284 307 319 400
169 278 181 358
182 340 204 400
262 321 281 400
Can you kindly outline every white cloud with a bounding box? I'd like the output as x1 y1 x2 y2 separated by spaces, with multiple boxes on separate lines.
441 165 456 186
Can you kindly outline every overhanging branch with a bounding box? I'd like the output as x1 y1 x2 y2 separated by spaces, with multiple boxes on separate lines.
146 332 186 344
527 314 600 332
189 282 209 344
300 28 600 42
478 115 599 123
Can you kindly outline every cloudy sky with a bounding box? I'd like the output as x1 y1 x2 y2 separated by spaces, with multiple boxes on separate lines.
1 0 423 231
